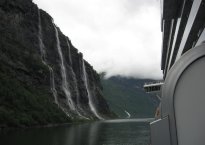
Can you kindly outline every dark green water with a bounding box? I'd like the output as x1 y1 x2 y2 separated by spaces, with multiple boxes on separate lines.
0 119 153 145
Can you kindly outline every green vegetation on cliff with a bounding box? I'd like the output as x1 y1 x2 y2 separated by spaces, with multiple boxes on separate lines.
0 73 70 127
0 40 70 127
101 75 159 118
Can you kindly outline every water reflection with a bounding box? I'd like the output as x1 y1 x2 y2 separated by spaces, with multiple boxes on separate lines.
0 119 153 145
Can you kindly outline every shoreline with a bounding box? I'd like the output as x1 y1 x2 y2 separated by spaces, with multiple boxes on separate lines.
0 117 154 132
0 119 92 132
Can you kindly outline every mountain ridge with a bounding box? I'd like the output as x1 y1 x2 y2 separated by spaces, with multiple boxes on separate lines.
101 74 159 118
0 0 114 128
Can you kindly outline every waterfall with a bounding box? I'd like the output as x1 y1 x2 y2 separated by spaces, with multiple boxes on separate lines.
66 39 81 105
66 39 73 66
49 67 58 104
53 25 76 110
38 9 103 119
38 10 58 104
82 59 104 120
66 40 89 119
124 110 131 119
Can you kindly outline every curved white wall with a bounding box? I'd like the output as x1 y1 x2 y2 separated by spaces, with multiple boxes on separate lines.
174 57 205 145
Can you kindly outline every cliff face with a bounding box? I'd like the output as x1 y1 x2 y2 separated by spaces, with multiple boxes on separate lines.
0 0 112 127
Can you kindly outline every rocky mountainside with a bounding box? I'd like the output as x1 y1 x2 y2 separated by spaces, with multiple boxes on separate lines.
101 75 159 118
0 0 113 127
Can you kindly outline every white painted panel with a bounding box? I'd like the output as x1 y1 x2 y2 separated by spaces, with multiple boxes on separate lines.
174 57 205 145
150 117 171 145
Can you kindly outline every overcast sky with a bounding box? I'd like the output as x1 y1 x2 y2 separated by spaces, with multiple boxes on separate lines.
33 0 162 79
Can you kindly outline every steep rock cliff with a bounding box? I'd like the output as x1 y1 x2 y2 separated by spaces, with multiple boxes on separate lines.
0 0 113 127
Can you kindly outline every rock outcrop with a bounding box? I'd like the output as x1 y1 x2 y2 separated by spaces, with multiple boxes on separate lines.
0 0 113 127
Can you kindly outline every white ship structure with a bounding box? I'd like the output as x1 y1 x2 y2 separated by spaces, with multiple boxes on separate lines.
145 0 205 145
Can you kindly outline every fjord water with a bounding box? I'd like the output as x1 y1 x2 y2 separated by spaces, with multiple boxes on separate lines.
0 119 153 145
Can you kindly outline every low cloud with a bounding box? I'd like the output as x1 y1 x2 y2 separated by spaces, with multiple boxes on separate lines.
33 0 163 79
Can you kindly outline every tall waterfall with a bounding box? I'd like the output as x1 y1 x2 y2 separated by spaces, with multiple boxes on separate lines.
38 9 104 119
66 40 80 105
66 39 73 66
67 40 91 119
82 59 104 120
38 10 58 104
53 25 75 111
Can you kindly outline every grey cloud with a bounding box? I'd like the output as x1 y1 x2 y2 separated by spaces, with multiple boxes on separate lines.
33 0 162 79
